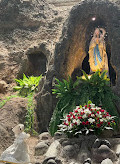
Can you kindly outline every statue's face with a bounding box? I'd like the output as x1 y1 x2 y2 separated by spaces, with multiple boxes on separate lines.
95 29 100 35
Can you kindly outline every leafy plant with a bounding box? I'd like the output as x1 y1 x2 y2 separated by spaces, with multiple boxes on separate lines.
58 102 116 138
13 74 43 97
25 93 37 135
49 70 119 136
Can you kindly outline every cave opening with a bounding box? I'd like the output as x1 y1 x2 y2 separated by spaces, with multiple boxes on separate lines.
27 51 47 76
82 16 116 86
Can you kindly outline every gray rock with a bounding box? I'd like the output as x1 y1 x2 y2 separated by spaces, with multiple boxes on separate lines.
62 145 76 158
92 138 101 148
54 132 66 140
92 145 117 163
39 132 52 141
116 144 120 156
45 140 60 158
35 142 49 156
101 158 113 164
83 158 91 164
47 159 57 164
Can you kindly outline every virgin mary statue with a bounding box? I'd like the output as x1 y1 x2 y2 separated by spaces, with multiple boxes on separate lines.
89 28 108 73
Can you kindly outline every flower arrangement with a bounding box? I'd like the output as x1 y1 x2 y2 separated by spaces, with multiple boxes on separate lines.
58 103 116 137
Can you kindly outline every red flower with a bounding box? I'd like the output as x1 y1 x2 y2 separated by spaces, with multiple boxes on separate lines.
85 105 87 108
67 115 71 118
73 115 76 119
75 110 78 113
97 124 101 128
74 122 77 125
88 114 91 117
78 116 82 119
108 122 111 126
68 118 71 122
81 112 85 115
86 121 89 125
97 111 99 114
100 121 103 124
100 109 105 113
82 122 86 125
64 122 68 126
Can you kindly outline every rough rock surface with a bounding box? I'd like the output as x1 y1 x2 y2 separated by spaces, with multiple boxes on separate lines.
0 0 69 94
0 97 28 154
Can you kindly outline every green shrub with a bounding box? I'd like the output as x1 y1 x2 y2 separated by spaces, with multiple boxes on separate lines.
49 70 119 136
13 74 43 97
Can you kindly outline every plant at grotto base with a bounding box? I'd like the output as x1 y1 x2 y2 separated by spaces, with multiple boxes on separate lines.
49 70 119 136
58 102 116 138
13 74 43 97
24 94 37 135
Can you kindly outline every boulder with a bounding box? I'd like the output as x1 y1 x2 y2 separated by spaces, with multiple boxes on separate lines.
39 132 52 141
45 140 60 158
35 142 49 156
92 145 117 163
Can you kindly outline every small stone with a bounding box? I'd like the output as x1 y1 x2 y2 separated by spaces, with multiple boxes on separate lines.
42 157 56 164
35 142 49 156
39 132 52 141
61 140 71 147
101 140 111 148
92 138 101 148
47 159 57 164
83 158 91 164
101 158 113 164
55 158 62 164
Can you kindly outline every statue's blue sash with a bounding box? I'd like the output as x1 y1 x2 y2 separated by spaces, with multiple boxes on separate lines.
94 44 102 66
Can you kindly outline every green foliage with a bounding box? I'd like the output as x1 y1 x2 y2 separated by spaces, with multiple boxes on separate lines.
25 93 38 135
0 95 18 109
49 70 119 136
13 74 43 97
